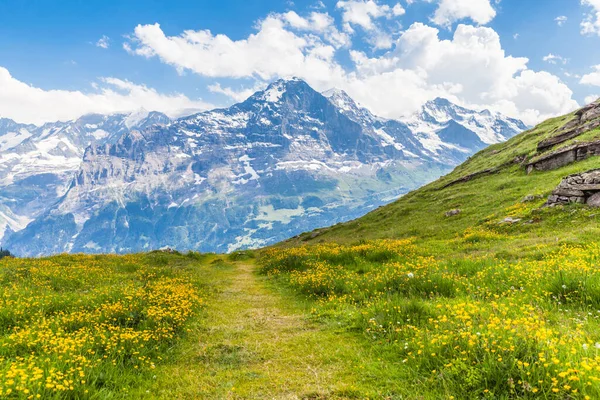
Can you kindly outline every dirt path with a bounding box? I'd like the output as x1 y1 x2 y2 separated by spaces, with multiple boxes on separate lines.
147 261 399 399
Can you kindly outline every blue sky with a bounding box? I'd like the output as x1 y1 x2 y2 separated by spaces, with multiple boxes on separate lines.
1 0 600 125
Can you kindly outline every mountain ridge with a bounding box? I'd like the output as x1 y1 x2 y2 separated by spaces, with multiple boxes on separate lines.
0 78 526 255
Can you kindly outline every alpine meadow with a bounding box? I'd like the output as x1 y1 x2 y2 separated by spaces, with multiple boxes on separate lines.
3 0 600 399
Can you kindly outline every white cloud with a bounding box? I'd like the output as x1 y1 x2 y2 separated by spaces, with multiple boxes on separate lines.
125 17 346 87
585 94 599 104
513 33 519 39
555 15 568 26
334 0 403 49
281 11 351 47
126 17 577 126
393 4 406 16
208 82 267 102
336 0 397 31
581 0 600 36
312 1 326 9
346 23 577 125
370 32 394 49
429 0 497 28
0 67 212 125
543 53 568 65
96 35 110 49
580 65 600 86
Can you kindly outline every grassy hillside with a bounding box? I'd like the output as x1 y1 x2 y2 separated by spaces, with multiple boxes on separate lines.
260 107 600 398
283 110 600 257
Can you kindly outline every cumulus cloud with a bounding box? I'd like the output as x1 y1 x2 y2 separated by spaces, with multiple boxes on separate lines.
581 0 600 36
281 11 351 47
346 23 577 125
334 1 404 49
392 4 406 16
585 94 599 104
543 53 568 65
555 15 568 26
0 67 212 125
124 17 346 88
125 16 578 126
336 0 401 31
580 65 600 86
96 35 110 49
428 0 497 27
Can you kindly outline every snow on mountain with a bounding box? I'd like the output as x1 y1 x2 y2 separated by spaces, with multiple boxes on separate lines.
124 108 150 129
403 98 528 154
0 79 526 255
0 111 170 240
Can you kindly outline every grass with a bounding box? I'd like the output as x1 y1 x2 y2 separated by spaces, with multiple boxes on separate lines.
0 252 434 399
139 259 418 399
260 241 600 398
0 252 210 398
257 108 600 398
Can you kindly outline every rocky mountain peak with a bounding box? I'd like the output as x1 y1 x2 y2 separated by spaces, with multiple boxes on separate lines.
0 118 33 134
422 98 465 121
0 79 527 256
249 77 313 104
323 88 358 110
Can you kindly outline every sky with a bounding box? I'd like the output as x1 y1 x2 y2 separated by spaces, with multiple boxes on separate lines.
1 0 600 126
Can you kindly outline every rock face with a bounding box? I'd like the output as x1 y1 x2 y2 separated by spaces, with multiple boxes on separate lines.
0 79 526 256
586 192 600 208
526 99 600 174
537 100 600 152
546 169 600 206
526 141 600 174
0 111 170 241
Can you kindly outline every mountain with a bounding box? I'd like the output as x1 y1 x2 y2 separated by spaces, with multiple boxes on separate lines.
0 79 526 255
0 111 171 242
403 97 528 162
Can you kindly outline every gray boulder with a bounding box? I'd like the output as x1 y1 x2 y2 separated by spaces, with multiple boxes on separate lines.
445 209 461 217
587 192 600 207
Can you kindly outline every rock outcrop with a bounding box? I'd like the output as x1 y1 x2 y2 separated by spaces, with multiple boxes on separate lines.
537 100 600 152
445 209 461 217
526 140 600 174
525 99 600 174
546 169 600 206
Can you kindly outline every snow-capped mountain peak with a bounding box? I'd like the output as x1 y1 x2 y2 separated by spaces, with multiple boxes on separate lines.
251 77 310 104
322 88 355 107
405 97 528 146
322 87 382 125
0 79 526 256
124 107 150 128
